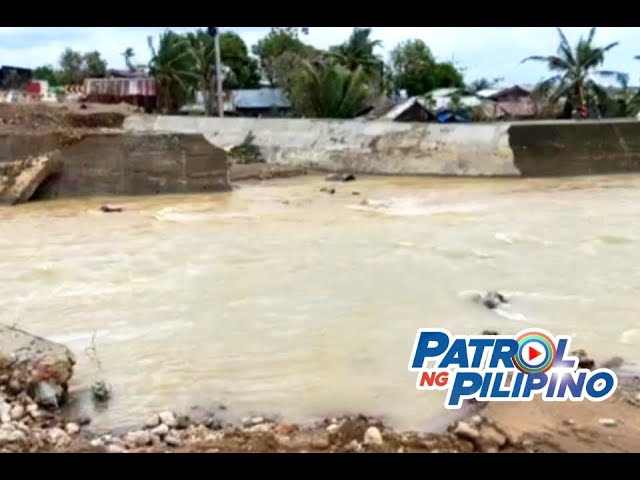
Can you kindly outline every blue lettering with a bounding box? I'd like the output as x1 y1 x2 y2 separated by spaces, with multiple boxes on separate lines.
468 339 495 368
557 371 587 399
510 372 525 397
439 338 470 368
489 372 510 398
522 373 548 397
488 339 518 368
586 370 617 400
479 372 492 397
553 338 578 369
410 331 450 369
544 372 559 399
447 372 483 408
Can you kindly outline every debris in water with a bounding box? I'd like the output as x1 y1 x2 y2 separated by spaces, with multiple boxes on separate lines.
319 187 336 195
326 172 356 182
100 205 124 213
85 332 111 404
91 380 111 403
481 291 508 310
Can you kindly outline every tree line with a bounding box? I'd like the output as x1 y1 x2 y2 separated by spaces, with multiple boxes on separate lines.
31 27 640 119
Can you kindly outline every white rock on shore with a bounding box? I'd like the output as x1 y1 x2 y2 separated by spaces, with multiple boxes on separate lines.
598 418 618 427
151 423 169 437
159 411 177 428
144 414 160 428
326 424 339 434
126 430 153 447
107 444 126 453
453 421 479 440
363 426 383 446
9 405 24 420
65 422 80 435
47 427 69 446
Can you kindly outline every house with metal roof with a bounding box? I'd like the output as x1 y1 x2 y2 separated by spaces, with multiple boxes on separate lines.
231 88 291 117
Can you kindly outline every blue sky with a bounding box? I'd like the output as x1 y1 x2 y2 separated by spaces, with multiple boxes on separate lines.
1 27 639 86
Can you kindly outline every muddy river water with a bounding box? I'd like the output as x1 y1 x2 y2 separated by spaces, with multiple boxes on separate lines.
1 173 639 431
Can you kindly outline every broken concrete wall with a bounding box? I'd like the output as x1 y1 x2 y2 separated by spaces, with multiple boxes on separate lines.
124 115 518 176
124 115 640 177
0 151 64 205
0 132 231 200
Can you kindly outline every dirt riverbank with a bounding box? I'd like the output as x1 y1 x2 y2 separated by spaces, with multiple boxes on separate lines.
0 370 637 453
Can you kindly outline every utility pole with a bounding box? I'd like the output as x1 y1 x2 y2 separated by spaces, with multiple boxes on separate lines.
207 27 224 117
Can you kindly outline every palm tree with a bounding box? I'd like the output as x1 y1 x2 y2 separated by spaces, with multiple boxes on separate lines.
329 28 383 86
521 27 626 118
122 48 135 71
291 60 372 118
147 31 198 114
186 30 217 116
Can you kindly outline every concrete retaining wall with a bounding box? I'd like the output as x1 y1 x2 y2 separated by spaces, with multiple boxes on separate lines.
124 115 640 177
0 132 230 199
124 115 519 176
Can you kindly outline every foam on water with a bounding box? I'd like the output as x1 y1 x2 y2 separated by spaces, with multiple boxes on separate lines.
348 197 488 217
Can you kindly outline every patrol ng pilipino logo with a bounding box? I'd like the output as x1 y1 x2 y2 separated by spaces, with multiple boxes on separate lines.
408 328 618 409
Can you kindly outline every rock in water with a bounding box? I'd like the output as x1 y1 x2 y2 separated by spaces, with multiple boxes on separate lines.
0 325 75 408
481 291 508 310
325 173 356 182
100 205 124 213
91 380 111 403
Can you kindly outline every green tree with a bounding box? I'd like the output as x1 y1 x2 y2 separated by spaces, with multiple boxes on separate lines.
186 30 217 115
123 48 135 71
58 48 84 84
83 51 108 78
468 76 504 93
148 30 198 114
602 74 640 117
252 27 315 83
522 27 625 117
329 28 383 85
431 62 465 89
33 65 61 86
290 60 371 118
389 39 465 96
218 31 261 88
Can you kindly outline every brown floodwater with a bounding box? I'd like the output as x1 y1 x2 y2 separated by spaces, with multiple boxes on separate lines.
1 173 639 431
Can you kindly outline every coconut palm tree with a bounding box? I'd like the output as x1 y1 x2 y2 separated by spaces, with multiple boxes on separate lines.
147 31 198 114
186 30 217 116
291 59 372 118
122 48 135 71
329 28 383 86
522 27 626 117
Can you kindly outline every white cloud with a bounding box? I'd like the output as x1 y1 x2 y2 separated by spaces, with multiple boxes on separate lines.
1 27 639 85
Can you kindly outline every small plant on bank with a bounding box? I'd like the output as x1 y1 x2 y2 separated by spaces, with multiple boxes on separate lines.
228 131 264 164
85 332 111 404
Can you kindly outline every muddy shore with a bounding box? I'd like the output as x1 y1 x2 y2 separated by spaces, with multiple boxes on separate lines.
0 365 637 453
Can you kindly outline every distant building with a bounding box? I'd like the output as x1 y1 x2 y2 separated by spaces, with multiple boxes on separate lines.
379 96 435 122
231 88 291 117
83 77 157 111
486 85 532 103
0 65 32 89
